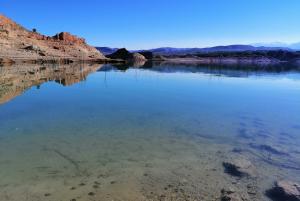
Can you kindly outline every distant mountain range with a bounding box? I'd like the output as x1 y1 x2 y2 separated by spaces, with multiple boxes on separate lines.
289 43 300 49
97 44 299 56
144 45 293 55
252 42 300 50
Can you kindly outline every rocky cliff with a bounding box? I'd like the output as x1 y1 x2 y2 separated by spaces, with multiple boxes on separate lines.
0 14 106 61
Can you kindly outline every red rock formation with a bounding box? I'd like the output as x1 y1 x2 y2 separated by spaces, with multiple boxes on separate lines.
0 14 21 30
52 32 86 44
0 14 106 61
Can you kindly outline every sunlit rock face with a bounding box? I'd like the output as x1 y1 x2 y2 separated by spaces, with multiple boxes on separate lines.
0 14 106 60
52 32 86 44
131 53 147 62
0 63 103 104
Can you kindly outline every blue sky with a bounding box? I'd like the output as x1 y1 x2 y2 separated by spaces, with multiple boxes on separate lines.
1 0 300 49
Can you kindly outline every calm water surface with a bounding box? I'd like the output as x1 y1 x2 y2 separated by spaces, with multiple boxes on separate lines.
0 63 300 201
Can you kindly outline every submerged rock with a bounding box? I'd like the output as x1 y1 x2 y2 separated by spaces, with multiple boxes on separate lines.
44 193 51 197
266 180 300 201
220 188 245 201
223 158 256 177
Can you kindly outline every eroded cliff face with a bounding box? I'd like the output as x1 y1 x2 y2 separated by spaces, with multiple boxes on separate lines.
0 63 103 104
0 14 106 60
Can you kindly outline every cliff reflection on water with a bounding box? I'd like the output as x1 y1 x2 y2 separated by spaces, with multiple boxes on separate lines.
101 61 300 79
1 62 300 105
0 61 299 104
0 63 103 104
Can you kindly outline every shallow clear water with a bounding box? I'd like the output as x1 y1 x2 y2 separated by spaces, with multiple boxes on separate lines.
0 63 300 201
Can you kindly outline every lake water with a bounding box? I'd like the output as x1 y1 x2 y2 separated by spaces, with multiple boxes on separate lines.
0 63 300 201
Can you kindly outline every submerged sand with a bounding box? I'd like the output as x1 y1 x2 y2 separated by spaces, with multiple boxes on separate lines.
0 64 300 201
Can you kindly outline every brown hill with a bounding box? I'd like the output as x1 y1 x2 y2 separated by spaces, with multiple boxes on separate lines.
0 14 106 61
107 48 147 62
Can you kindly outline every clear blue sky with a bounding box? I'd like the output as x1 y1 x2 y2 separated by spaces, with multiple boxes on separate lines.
1 0 300 49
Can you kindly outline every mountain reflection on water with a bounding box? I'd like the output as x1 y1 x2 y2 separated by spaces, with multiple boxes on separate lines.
100 62 300 77
1 62 300 105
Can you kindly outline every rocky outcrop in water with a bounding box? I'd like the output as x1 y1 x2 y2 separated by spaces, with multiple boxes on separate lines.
0 14 106 62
